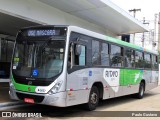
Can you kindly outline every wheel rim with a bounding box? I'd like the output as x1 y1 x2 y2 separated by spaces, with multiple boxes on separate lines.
140 85 144 96
90 92 98 104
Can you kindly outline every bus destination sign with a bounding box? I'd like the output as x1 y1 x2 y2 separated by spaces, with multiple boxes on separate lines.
27 30 57 37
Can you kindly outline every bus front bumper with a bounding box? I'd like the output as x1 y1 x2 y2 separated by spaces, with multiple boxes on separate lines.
9 87 67 107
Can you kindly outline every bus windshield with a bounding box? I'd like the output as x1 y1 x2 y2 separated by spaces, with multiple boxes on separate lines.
12 38 65 79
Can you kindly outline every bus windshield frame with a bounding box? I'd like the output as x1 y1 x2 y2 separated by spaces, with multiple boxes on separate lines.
12 27 67 80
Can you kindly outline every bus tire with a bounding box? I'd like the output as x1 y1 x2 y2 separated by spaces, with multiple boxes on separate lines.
135 82 145 99
85 86 99 111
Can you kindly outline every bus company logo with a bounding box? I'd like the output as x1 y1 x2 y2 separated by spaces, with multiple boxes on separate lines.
104 70 118 78
103 68 120 92
103 69 120 78
28 81 32 85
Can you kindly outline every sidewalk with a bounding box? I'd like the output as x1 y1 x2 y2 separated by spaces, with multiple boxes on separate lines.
0 82 23 108
0 78 10 82
0 82 10 103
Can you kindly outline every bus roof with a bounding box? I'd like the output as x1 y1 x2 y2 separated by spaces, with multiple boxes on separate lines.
68 26 158 55
20 25 68 30
18 25 158 55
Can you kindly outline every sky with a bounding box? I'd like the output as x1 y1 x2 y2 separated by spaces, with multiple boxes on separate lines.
110 0 160 49
111 0 160 29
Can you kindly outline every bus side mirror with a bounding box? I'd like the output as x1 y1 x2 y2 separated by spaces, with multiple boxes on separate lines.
75 45 81 55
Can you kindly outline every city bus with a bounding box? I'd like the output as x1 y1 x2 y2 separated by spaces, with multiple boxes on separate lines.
9 25 159 110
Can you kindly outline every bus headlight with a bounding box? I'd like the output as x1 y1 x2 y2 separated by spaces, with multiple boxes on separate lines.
9 81 13 86
9 81 15 90
48 81 63 94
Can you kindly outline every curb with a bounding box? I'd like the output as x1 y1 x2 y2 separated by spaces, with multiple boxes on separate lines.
0 101 24 108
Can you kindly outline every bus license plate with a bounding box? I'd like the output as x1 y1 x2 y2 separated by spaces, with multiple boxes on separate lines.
24 98 35 103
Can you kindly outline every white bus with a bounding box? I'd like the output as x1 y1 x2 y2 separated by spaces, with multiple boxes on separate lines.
10 25 159 110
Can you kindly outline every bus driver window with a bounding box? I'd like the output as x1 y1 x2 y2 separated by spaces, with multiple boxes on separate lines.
68 43 86 68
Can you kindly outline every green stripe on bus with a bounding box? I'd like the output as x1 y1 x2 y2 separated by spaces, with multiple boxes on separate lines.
120 69 143 86
105 36 156 53
11 75 36 93
106 36 141 50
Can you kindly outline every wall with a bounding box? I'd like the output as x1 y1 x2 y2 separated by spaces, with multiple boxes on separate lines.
159 64 160 85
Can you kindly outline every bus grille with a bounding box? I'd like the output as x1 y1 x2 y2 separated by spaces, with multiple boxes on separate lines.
16 92 44 103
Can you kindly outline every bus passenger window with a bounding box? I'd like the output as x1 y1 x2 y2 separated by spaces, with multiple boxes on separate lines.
144 53 151 69
156 56 158 69
101 43 109 66
79 46 86 65
110 45 123 67
152 55 158 69
92 40 100 65
74 45 86 66
135 51 144 68
125 49 135 68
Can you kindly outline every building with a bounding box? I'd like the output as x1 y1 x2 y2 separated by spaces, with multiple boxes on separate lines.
0 0 149 82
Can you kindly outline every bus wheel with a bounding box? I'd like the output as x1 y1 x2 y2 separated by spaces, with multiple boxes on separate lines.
135 82 145 99
85 86 99 111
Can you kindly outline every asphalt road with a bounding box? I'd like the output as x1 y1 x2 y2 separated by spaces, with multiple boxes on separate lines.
0 83 10 103
1 85 160 120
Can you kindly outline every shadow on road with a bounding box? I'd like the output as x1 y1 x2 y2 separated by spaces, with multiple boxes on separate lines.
4 91 158 118
98 91 159 109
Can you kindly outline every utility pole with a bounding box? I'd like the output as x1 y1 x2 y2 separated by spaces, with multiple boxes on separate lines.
142 17 149 47
158 12 160 52
129 8 141 44
129 9 141 18
154 14 158 47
